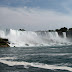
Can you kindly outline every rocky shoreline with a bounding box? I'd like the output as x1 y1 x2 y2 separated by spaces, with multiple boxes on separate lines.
0 38 10 47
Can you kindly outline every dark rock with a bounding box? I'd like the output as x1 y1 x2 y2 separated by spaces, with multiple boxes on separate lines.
25 44 29 46
0 38 10 47
2 39 8 42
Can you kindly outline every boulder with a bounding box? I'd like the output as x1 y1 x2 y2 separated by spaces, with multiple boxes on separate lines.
0 38 10 47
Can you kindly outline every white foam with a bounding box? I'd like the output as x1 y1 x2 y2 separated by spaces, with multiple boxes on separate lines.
0 57 72 71
25 53 72 56
0 29 71 47
63 32 66 39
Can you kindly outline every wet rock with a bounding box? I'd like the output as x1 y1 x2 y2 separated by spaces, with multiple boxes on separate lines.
25 44 29 46
0 38 10 47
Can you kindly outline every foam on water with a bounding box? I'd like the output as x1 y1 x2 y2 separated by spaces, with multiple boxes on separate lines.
0 57 72 71
0 29 71 47
25 53 72 56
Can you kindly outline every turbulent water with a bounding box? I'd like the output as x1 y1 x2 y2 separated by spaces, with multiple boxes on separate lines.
0 29 72 47
0 29 72 72
0 46 72 72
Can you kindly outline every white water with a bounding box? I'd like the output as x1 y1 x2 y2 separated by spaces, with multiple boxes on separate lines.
0 29 71 47
0 57 72 71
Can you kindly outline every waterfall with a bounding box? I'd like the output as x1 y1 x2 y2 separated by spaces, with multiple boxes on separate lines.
63 32 66 38
0 29 71 47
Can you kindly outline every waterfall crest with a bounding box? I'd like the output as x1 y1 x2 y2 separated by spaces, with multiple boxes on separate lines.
0 29 71 47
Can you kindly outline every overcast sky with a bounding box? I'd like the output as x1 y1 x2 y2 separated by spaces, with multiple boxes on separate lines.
0 0 72 31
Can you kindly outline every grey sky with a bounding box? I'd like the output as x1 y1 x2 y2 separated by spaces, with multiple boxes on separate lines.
0 0 72 31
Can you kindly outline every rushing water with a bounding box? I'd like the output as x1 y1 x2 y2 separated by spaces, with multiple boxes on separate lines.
0 29 72 72
0 29 72 47
0 46 72 72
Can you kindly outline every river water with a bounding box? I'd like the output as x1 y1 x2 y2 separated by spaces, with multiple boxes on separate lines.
0 45 72 72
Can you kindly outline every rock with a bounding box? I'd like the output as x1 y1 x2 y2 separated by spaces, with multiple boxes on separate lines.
2 39 8 42
25 43 29 46
0 38 10 47
14 46 15 47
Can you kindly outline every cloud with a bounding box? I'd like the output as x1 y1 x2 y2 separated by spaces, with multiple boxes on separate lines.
0 6 72 31
61 0 72 15
0 0 32 7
